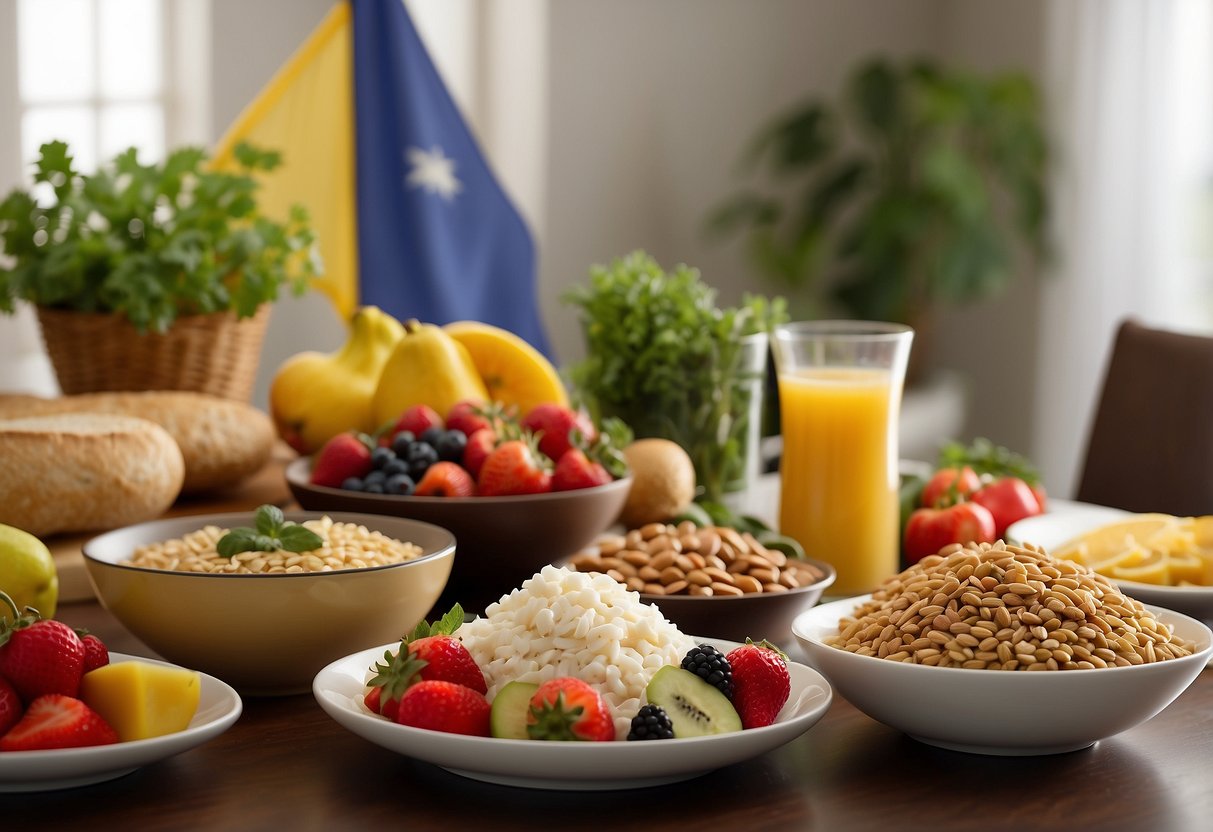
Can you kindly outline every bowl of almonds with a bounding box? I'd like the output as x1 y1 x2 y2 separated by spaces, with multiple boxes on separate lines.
564 521 836 645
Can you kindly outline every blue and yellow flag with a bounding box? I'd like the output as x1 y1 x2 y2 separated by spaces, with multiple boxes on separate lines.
213 0 550 354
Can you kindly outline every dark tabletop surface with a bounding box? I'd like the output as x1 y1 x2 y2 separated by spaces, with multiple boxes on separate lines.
2 599 1210 832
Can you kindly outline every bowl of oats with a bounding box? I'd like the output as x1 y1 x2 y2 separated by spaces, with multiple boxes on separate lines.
82 509 455 694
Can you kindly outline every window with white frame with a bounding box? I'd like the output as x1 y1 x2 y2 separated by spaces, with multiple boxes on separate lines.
17 0 166 174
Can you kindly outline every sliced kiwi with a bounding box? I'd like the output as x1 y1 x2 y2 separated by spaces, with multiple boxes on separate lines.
490 680 539 739
645 666 742 738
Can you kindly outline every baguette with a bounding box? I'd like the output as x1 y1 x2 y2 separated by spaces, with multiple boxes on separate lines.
0 392 275 493
0 414 185 537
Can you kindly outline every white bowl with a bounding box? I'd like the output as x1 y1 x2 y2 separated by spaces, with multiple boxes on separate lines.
1008 502 1213 626
792 595 1212 756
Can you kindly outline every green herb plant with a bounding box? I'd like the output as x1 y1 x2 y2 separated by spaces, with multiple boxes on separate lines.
216 505 324 559
0 141 318 333
564 250 786 502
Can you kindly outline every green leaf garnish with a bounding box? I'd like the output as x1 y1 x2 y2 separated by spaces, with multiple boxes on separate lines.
405 604 465 643
215 504 323 558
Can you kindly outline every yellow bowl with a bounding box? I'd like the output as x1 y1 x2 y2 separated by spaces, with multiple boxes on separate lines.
83 511 455 696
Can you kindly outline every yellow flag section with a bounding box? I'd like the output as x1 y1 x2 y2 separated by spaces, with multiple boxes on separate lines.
212 2 358 320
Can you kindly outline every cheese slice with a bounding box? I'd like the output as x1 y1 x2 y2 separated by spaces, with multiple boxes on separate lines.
80 661 201 742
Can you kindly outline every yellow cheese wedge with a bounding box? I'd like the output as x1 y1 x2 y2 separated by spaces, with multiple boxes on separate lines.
79 661 201 742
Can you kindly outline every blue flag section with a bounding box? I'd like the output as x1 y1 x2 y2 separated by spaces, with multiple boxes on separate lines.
351 0 551 355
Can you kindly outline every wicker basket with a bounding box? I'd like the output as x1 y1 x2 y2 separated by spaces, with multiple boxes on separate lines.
35 305 271 402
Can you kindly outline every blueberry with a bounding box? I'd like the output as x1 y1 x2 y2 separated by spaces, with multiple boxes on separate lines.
363 482 385 494
364 470 387 487
385 473 415 495
406 442 439 465
371 446 395 470
391 431 415 456
340 477 364 491
435 430 467 462
383 457 409 477
420 426 444 447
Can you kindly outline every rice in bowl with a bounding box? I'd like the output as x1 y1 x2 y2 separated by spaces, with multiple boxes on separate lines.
458 565 697 739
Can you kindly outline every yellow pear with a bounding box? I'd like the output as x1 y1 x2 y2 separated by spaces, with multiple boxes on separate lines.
270 306 404 453
373 319 489 424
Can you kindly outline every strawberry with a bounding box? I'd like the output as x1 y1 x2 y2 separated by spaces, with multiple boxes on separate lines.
462 429 497 480
521 403 596 464
551 448 612 491
381 404 443 446
0 675 22 736
79 633 110 674
478 436 552 496
726 639 791 729
0 694 118 751
413 461 477 497
526 677 614 741
394 680 491 736
310 432 374 488
0 592 85 702
364 605 486 718
445 401 494 438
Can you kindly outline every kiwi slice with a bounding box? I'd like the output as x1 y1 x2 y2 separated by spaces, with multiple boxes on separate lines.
645 666 742 738
490 680 539 739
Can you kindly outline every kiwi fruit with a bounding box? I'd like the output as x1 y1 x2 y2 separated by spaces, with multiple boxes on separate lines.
645 666 742 737
490 680 539 739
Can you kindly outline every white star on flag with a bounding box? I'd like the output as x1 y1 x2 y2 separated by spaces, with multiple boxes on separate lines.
404 145 461 200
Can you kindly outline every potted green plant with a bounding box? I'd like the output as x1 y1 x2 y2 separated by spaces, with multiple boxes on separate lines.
709 57 1048 380
0 141 317 400
564 251 786 503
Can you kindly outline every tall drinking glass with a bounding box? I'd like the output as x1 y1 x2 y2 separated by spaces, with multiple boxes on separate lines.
772 321 913 596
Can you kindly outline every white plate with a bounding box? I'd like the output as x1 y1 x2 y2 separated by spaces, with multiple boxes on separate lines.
1008 502 1213 625
313 638 833 790
0 653 242 792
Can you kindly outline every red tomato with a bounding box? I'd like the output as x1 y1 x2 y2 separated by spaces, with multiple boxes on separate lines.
904 503 997 564
970 477 1042 538
920 466 982 508
1030 483 1048 513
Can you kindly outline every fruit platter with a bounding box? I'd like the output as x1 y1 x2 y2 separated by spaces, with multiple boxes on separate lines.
0 593 241 791
312 566 833 789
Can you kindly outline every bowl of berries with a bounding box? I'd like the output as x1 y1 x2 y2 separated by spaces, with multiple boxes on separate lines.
286 402 633 607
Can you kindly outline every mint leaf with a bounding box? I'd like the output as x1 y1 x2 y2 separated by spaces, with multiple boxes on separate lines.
217 529 258 558
405 604 465 642
255 504 285 536
277 523 323 553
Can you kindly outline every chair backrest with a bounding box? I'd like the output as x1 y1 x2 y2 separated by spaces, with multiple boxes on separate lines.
1075 319 1213 515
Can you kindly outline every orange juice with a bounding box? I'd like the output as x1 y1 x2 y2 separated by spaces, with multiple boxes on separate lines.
778 367 899 595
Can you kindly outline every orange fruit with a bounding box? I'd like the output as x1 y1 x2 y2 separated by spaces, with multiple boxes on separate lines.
443 321 568 415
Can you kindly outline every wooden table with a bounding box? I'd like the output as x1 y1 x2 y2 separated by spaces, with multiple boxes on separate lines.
7 465 1213 829
2 599 1210 831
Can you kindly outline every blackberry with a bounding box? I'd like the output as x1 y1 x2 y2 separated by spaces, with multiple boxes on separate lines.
681 644 734 699
627 704 675 740
435 430 467 462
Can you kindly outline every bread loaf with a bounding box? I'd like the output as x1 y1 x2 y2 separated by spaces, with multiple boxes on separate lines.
0 392 275 493
0 414 185 537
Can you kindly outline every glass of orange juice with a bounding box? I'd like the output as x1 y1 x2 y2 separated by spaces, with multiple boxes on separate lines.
771 321 913 596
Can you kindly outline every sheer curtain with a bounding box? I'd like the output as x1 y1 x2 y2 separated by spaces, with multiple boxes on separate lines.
1033 0 1213 497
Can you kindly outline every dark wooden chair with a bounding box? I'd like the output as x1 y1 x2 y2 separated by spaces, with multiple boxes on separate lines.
1075 319 1213 515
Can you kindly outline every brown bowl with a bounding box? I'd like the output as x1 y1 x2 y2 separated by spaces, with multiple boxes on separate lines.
639 558 837 647
285 457 632 610
83 511 455 695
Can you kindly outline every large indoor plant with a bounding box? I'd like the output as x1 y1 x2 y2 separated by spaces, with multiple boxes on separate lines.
0 141 317 399
709 57 1048 375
